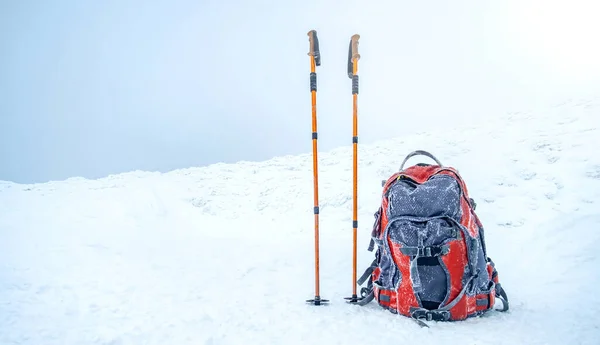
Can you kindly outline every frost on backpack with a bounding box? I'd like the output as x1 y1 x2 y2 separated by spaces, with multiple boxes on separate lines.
355 150 509 327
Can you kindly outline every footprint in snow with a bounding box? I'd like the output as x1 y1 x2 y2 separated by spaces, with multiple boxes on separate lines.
518 170 537 181
498 219 525 228
585 165 600 179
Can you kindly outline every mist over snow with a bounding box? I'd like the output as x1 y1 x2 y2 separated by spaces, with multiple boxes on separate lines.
2 0 600 184
2 0 600 343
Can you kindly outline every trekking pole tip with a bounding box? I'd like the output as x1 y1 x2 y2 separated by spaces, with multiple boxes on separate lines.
344 294 360 303
307 30 321 66
306 296 329 306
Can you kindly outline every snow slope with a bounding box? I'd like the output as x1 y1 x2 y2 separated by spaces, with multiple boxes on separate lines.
1 97 599 344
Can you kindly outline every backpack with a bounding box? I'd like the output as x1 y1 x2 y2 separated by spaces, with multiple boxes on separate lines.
355 150 509 326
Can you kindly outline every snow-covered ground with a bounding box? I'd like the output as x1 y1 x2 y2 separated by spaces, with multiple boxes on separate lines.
1 97 599 344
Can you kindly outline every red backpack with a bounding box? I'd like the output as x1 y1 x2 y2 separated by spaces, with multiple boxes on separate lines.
356 150 509 327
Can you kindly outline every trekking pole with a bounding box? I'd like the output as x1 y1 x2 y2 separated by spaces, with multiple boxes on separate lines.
305 29 328 306
344 34 361 304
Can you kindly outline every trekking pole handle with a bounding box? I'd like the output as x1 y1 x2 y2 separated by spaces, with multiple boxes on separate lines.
400 150 443 170
307 30 321 66
347 34 360 78
351 34 360 61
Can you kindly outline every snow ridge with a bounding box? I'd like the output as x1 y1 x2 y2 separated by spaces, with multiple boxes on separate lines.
0 97 599 344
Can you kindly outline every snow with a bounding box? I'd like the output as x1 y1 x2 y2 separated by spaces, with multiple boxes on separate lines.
1 97 599 344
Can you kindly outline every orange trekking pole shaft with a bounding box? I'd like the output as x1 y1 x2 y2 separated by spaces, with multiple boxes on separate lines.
306 29 328 306
345 34 361 304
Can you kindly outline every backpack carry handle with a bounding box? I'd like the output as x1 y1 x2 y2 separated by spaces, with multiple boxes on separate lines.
400 150 443 170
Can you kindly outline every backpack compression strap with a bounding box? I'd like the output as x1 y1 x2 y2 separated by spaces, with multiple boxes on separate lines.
355 258 376 306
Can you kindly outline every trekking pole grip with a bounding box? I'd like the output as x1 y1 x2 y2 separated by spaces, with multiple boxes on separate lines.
307 30 321 66
351 34 360 61
347 34 360 78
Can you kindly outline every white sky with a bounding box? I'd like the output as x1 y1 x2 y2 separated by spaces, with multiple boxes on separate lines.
1 0 599 183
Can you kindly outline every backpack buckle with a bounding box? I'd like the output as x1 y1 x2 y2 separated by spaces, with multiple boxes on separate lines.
410 308 451 322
